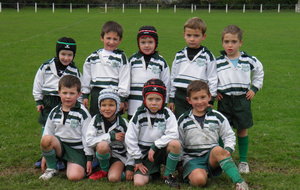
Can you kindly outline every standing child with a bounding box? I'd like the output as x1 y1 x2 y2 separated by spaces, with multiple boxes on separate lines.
86 89 134 181
33 37 81 168
216 25 264 173
127 26 170 120
39 75 93 181
82 21 130 116
178 80 249 190
125 79 181 188
169 17 217 118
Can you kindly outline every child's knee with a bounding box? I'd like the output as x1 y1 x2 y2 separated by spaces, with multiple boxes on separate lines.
189 173 207 186
167 140 181 153
40 135 54 149
96 141 110 154
67 173 84 181
108 173 121 182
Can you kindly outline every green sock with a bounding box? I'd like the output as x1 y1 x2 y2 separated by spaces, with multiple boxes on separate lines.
96 152 110 172
42 149 57 169
238 136 249 162
163 152 180 177
219 157 244 183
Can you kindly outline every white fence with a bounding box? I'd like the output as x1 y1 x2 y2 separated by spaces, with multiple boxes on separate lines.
0 2 299 13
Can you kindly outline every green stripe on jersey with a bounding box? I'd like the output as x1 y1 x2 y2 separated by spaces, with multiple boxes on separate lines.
91 81 118 86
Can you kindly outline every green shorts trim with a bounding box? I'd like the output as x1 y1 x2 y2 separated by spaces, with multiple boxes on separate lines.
183 150 222 179
58 138 87 169
217 94 253 129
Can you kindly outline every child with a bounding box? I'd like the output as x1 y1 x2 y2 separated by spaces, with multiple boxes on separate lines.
178 80 249 190
39 75 93 181
127 25 170 120
216 25 264 174
86 89 134 181
33 37 81 168
125 79 181 188
82 21 130 116
169 17 217 118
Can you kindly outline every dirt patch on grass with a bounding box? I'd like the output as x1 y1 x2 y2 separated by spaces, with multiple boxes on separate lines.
0 167 40 177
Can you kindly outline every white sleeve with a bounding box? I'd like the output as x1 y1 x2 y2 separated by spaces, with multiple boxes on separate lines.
43 115 55 136
154 109 179 148
32 66 44 102
81 56 92 96
125 117 142 160
81 111 94 156
251 57 264 91
161 61 171 103
206 57 218 97
117 55 130 100
219 118 236 152
169 57 179 100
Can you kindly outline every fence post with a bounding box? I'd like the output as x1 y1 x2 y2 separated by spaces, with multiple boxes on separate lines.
226 4 228 13
157 4 159 13
191 4 193 13
105 3 107 13
52 3 55 13
0 2 2 13
17 2 19 12
208 4 211 13
87 4 89 13
243 4 245 13
278 4 280 13
70 3 72 13
35 2 37 13
139 3 141 13
260 4 263 13
194 5 196 11
174 4 176 13
122 3 124 13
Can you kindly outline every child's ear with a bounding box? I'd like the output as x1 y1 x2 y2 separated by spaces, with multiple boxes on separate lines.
186 97 191 104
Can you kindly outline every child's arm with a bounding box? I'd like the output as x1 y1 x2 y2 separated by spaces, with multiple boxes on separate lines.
117 54 130 104
81 56 92 101
33 66 45 109
206 57 218 98
248 57 264 100
169 57 179 104
161 60 171 103
219 117 236 154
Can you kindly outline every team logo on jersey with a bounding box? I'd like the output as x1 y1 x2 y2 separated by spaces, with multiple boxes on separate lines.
241 64 250 72
70 119 79 128
64 45 70 49
195 58 205 67
208 123 219 132
150 65 160 74
156 121 166 131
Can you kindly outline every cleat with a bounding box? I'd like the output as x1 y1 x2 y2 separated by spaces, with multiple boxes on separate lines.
89 170 108 180
236 181 249 190
39 168 58 180
164 174 180 189
238 162 250 174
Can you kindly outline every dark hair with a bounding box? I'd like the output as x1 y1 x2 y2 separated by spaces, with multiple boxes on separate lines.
100 21 123 39
187 80 210 97
58 75 81 93
222 25 243 41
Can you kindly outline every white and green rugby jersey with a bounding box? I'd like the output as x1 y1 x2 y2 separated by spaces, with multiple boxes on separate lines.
43 101 93 158
86 114 129 164
128 52 170 116
216 51 264 95
125 105 178 162
178 108 235 166
82 48 130 101
170 46 217 100
32 58 81 105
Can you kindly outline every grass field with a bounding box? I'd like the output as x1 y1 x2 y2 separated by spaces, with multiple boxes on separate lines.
0 8 299 190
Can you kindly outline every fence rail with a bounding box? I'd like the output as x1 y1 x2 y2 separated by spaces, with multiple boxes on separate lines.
0 2 299 13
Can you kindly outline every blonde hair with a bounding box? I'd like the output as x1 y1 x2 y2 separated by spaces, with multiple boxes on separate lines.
184 17 207 34
222 25 243 41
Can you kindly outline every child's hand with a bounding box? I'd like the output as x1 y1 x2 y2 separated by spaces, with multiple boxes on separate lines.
83 98 89 108
168 103 175 112
135 163 148 174
115 132 125 141
148 149 155 162
36 105 44 112
246 90 255 100
126 170 134 181
86 161 92 176
216 93 223 101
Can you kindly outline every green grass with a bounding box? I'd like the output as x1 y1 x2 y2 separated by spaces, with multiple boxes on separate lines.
0 8 300 190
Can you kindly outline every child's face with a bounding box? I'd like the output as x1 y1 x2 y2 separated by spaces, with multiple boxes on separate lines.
187 90 211 116
101 31 121 51
145 93 163 113
58 50 74 66
100 99 117 120
184 28 206 49
139 37 156 55
222 33 242 59
59 86 80 111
